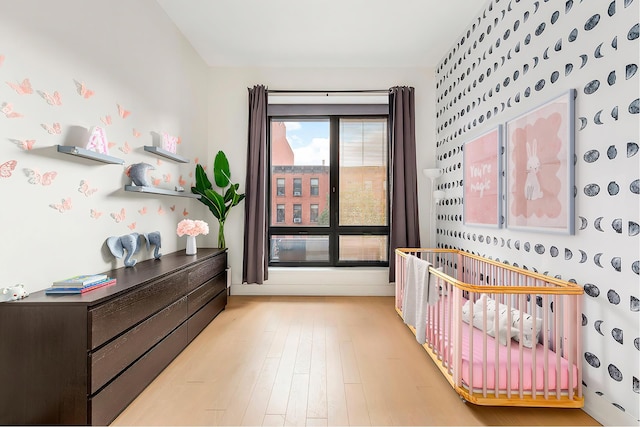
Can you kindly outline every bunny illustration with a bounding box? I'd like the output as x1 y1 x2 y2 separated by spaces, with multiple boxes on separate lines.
524 140 543 200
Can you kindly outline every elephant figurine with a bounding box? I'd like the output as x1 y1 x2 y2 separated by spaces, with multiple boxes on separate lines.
106 233 142 267
143 231 162 260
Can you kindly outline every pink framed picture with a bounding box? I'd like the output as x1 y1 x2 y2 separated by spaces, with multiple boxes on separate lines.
505 89 575 234
463 125 502 228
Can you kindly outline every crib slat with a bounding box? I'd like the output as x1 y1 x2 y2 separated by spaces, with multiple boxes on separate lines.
576 295 583 398
555 294 561 400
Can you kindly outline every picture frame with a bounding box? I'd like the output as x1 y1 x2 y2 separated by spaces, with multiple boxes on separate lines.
463 125 502 228
505 89 575 234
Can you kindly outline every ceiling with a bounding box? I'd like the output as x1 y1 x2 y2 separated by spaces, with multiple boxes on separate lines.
156 0 487 68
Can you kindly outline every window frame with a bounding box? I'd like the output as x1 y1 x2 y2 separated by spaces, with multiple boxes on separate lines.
268 114 390 268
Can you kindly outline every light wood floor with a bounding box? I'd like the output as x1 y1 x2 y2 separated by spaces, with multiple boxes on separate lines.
112 296 600 426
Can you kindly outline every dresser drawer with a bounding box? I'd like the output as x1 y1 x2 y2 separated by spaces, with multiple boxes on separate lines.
187 290 226 342
90 271 188 349
187 273 226 318
187 253 227 292
90 297 188 394
89 323 188 426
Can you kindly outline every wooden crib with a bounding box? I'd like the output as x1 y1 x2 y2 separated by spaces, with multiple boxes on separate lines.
395 248 584 408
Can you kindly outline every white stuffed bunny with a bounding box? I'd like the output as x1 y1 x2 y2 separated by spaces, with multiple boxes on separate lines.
524 140 544 200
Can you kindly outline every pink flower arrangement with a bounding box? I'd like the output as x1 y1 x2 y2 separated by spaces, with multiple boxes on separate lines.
176 219 209 237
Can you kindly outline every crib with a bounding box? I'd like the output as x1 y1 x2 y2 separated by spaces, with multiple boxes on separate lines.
395 248 584 408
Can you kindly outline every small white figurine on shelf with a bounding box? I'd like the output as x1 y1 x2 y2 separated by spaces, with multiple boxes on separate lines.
0 284 29 302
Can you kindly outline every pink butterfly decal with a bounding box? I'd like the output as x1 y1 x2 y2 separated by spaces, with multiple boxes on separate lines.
78 180 97 197
179 175 186 186
151 176 161 186
38 90 62 106
127 222 136 230
169 205 176 212
74 80 94 99
138 206 148 215
41 122 61 134
100 115 112 126
176 136 182 145
188 171 193 178
119 141 131 154
0 55 5 67
156 158 163 166
163 173 171 183
194 157 199 164
108 141 117 149
110 208 126 223
2 102 23 118
24 169 57 186
90 209 103 219
6 78 33 95
0 160 17 178
182 208 189 217
133 129 141 138
9 139 35 150
50 197 72 213
117 104 131 119
157 205 165 215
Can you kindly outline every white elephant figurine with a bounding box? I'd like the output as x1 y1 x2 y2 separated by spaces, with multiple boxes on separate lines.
1 284 29 302
107 233 142 267
143 231 162 260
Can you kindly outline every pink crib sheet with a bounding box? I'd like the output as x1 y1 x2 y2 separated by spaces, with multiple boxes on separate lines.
425 296 578 392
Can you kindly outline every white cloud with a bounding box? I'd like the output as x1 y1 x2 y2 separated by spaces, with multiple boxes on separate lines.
285 122 302 131
293 137 330 166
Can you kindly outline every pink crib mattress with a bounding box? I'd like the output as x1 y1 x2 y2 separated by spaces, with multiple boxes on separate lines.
422 296 579 392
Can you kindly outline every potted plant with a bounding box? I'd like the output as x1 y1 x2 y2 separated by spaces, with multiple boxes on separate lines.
191 151 245 248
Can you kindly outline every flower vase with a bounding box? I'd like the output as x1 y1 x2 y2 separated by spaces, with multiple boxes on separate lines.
185 235 197 255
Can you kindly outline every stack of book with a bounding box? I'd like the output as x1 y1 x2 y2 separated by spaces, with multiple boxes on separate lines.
45 274 116 295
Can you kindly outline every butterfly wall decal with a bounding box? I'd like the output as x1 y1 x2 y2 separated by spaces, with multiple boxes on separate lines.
151 176 161 186
0 55 5 67
157 205 165 215
169 205 176 212
41 122 61 134
78 180 97 197
138 206 147 215
179 175 186 186
133 129 141 138
90 209 103 219
50 197 72 213
38 90 62 106
2 102 23 118
24 169 57 186
119 141 131 154
117 104 130 119
74 80 94 99
127 222 136 230
100 115 112 126
182 208 189 217
0 160 17 178
6 78 33 95
110 208 126 223
9 139 35 150
163 173 171 183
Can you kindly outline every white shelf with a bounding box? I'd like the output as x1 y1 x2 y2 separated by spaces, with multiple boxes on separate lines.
57 145 124 164
143 146 189 163
124 185 200 198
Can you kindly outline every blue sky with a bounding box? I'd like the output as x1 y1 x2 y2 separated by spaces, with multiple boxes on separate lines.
284 120 330 166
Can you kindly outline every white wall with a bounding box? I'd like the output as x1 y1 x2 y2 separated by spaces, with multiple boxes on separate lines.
207 67 436 294
434 0 639 424
0 0 210 291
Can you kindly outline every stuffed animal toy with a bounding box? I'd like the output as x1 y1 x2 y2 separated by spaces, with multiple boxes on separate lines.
0 284 29 302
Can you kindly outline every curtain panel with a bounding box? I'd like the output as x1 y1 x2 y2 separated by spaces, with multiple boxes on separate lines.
242 85 269 284
388 86 421 281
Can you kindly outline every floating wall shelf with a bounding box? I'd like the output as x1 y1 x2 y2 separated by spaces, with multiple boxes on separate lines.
124 185 200 198
143 146 189 163
57 145 125 164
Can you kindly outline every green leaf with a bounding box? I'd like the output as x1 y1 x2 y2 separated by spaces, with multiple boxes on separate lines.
194 164 212 192
213 151 230 188
204 189 226 220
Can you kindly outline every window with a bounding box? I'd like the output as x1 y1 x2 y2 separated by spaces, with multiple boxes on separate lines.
310 204 319 223
276 178 285 196
310 178 319 196
269 115 389 266
293 204 302 223
276 204 285 223
293 178 302 196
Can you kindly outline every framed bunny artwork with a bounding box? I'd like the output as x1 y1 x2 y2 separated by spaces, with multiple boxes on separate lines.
463 125 502 228
505 89 576 234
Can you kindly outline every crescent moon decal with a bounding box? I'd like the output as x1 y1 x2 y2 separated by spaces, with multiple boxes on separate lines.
534 1 540 13
543 47 550 60
594 253 604 267
579 117 588 130
594 110 604 124
595 320 605 336
507 239 511 248
501 238 505 247
533 56 539 67
580 54 588 68
579 216 588 230
594 43 604 58
594 216 604 231
580 250 588 263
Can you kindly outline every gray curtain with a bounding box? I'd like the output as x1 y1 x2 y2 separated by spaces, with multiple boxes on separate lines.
242 85 268 284
388 86 421 282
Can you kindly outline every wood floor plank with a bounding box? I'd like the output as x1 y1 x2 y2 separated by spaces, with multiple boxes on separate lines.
306 318 328 419
266 318 301 415
339 341 361 384
241 357 281 426
284 373 309 426
325 325 349 426
344 383 371 426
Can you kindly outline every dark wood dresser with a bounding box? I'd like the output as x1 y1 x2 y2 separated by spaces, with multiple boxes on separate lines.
0 248 227 425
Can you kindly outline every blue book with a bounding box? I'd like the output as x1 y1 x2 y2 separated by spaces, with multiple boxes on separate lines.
52 274 107 287
45 278 116 294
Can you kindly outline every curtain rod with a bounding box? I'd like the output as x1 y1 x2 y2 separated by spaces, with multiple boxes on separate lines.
266 89 390 94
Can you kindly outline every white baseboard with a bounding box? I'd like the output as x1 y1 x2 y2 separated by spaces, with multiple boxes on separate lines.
230 283 395 296
582 387 639 426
